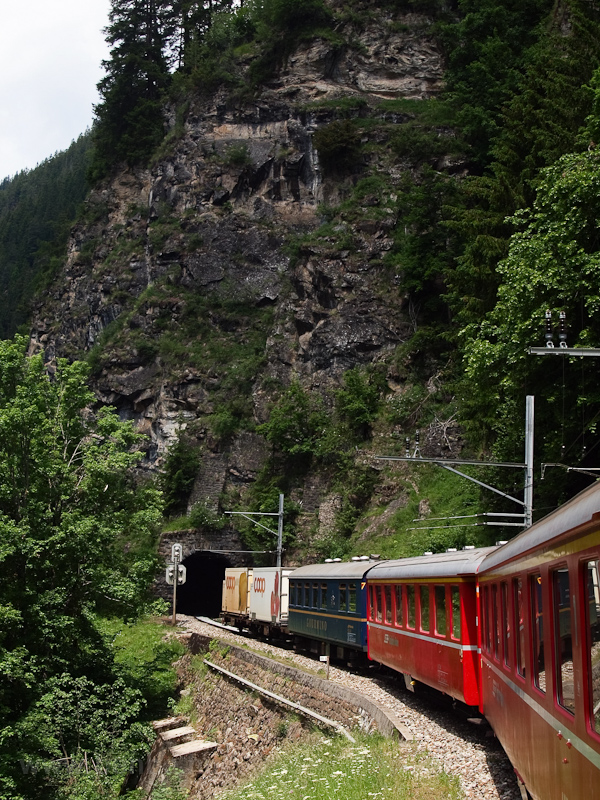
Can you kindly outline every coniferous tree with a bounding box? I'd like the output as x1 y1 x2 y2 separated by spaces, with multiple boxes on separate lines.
90 0 172 178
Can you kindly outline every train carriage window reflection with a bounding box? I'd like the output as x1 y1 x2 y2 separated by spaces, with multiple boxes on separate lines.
531 573 546 693
407 585 416 629
435 585 447 636
290 582 296 606
514 578 526 677
482 586 491 653
340 583 348 612
492 584 500 660
585 560 600 734
349 583 357 613
320 583 328 610
368 585 374 621
502 582 510 668
312 583 319 608
376 585 383 623
553 567 574 715
395 585 403 627
304 583 310 607
384 585 392 624
451 586 461 641
420 585 430 633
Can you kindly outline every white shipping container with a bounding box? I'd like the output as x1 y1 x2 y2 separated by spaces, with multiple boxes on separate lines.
222 567 253 616
249 567 293 624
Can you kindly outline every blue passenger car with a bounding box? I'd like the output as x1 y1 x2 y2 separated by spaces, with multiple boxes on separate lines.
287 560 380 660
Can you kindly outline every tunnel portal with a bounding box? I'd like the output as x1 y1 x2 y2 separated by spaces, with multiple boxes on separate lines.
176 551 230 617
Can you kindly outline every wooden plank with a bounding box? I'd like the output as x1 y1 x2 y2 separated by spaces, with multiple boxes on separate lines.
169 740 218 758
159 725 195 742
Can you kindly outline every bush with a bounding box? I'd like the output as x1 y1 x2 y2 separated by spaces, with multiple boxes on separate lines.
161 430 200 516
313 120 362 172
258 382 328 456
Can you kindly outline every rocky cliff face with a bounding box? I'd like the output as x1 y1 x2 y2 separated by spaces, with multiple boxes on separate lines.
28 10 457 532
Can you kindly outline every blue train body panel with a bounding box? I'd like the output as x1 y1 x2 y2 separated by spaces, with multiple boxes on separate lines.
287 561 378 652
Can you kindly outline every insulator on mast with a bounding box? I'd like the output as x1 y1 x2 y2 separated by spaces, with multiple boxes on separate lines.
405 437 410 458
413 429 421 458
559 311 568 348
545 310 554 348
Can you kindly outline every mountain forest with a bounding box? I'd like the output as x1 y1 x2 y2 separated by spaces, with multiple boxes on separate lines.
3 0 600 796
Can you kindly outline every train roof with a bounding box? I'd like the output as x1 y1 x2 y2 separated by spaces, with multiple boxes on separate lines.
288 560 383 580
366 546 498 580
480 478 600 573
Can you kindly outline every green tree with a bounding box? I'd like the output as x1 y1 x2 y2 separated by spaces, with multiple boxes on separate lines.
0 337 162 798
90 0 171 178
161 428 200 515
0 135 92 338
258 382 328 456
335 367 385 439
462 148 600 494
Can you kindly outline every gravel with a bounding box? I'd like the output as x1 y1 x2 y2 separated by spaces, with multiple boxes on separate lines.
177 615 521 800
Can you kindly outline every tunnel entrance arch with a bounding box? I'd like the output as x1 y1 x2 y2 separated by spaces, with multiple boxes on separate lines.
176 551 231 617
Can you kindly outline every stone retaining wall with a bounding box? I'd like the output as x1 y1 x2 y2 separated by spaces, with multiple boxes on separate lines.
186 633 411 740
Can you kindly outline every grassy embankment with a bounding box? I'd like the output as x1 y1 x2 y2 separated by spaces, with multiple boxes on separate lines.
217 729 463 800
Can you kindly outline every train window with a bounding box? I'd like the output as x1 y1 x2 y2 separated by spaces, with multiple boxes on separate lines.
376 585 383 622
349 583 357 613
552 567 574 715
340 583 348 612
585 560 600 734
320 583 328 610
420 585 430 633
435 585 447 636
289 582 296 606
531 573 546 693
312 583 319 608
407 585 416 629
304 583 310 607
368 585 374 621
492 584 500 660
451 586 461 641
482 586 491 653
395 585 403 627
514 578 526 678
502 582 510 668
384 585 392 624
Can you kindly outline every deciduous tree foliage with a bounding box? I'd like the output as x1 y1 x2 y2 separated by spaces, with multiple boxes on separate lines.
463 144 600 499
0 337 162 799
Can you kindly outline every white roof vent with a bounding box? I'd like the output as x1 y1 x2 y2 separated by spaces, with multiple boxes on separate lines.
495 540 508 546
446 548 458 553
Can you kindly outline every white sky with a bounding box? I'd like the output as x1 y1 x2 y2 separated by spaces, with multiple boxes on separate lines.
0 0 111 180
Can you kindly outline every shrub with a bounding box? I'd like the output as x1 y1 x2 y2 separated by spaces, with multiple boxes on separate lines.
161 430 200 516
313 120 361 172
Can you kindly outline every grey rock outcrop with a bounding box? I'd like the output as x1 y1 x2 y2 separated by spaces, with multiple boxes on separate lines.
28 10 454 523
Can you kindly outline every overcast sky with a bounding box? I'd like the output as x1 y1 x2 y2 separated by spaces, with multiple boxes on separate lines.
0 0 111 180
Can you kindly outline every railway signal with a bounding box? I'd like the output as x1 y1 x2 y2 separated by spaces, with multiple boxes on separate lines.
166 542 186 626
165 563 186 585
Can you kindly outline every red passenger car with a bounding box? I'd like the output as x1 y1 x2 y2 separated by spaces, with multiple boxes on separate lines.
478 481 600 800
366 547 496 705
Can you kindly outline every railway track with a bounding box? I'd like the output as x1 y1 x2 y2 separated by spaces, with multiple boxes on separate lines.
178 614 521 800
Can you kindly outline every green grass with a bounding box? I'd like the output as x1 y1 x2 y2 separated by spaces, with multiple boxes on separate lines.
218 730 463 800
98 616 186 718
349 465 485 559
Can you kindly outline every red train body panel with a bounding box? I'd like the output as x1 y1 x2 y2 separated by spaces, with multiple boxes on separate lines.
366 548 495 706
478 483 600 800
218 481 600 799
